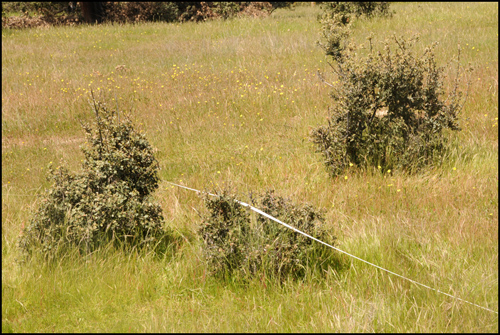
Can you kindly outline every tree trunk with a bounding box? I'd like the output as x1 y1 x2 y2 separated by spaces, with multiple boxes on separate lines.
80 2 104 23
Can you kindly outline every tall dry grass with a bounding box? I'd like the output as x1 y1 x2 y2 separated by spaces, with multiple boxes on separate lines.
2 3 498 332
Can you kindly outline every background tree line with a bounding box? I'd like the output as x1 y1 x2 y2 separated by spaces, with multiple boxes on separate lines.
2 2 295 27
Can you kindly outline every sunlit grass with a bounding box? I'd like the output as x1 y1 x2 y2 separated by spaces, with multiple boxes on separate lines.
2 3 498 332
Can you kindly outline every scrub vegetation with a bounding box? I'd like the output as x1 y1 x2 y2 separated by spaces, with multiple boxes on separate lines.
2 3 498 332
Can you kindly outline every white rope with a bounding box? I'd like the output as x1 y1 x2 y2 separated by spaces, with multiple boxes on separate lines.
166 181 498 315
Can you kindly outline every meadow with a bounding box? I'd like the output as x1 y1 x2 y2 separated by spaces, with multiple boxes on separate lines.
2 3 498 332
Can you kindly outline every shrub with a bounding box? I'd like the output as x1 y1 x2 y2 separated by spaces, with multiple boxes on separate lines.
311 35 471 176
19 96 173 258
250 191 336 280
2 2 279 28
199 189 337 281
102 2 274 24
212 2 241 19
269 2 294 13
175 2 273 22
2 2 81 28
320 2 392 20
102 2 180 23
317 8 353 60
318 2 392 60
199 190 252 278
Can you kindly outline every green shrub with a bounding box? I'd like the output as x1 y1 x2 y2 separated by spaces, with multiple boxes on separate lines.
269 2 295 13
199 189 337 281
199 190 252 278
103 2 180 23
318 2 392 60
317 9 353 60
211 2 241 19
3 2 278 27
311 35 471 176
102 2 273 24
19 96 173 258
250 191 336 280
2 2 81 28
321 2 392 20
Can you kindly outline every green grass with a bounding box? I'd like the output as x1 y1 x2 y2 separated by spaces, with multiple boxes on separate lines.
2 3 498 332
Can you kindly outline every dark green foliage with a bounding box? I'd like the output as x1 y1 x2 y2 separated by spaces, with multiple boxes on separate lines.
3 2 281 28
19 97 172 258
312 35 470 176
250 191 336 280
321 2 392 20
315 2 470 176
199 190 252 278
269 2 294 13
2 2 81 28
169 2 273 22
211 2 241 19
102 2 274 23
102 2 180 23
2 2 75 16
199 189 337 281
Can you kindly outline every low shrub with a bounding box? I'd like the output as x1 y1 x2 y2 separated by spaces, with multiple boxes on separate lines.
199 190 252 278
312 34 471 177
199 189 337 281
250 191 336 280
18 95 174 259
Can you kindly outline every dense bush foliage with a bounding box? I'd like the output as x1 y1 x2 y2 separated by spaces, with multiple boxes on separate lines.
321 2 392 19
312 34 471 176
19 97 173 258
2 2 290 28
199 191 252 278
199 189 337 281
2 1 80 27
102 2 180 23
103 2 289 23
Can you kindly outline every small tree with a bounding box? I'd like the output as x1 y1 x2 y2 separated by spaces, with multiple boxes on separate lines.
312 34 471 176
19 96 173 258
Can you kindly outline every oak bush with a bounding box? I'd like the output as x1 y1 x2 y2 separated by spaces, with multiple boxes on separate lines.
19 97 173 258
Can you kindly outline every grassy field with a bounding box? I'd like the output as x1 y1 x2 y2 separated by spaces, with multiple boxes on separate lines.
2 2 498 332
